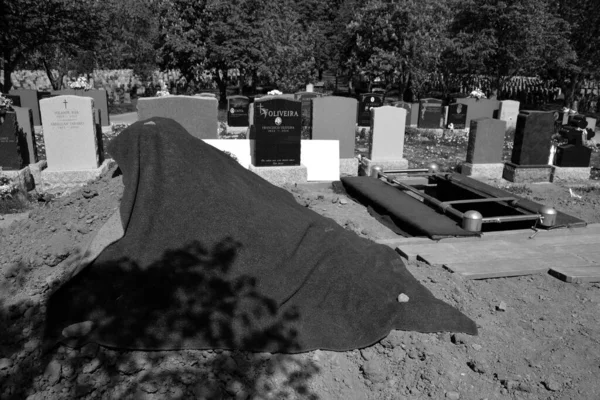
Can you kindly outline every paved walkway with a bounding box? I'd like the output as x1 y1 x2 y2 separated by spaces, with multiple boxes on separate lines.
377 224 600 283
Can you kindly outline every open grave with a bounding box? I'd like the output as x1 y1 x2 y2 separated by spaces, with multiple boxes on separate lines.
342 165 586 240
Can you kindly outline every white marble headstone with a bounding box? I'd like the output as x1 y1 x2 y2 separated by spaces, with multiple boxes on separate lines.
40 95 100 171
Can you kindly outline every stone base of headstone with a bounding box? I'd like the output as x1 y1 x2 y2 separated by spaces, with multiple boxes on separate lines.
0 166 34 192
225 126 249 137
359 157 409 177
460 163 504 180
101 126 113 135
340 157 359 176
551 166 591 183
248 164 308 187
502 162 552 183
29 160 47 189
40 159 115 195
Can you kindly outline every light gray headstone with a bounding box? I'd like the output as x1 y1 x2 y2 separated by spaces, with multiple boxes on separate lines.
137 95 218 139
498 100 520 131
311 96 358 158
40 95 101 170
369 106 407 161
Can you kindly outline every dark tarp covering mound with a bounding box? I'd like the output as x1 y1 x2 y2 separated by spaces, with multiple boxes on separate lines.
44 117 477 353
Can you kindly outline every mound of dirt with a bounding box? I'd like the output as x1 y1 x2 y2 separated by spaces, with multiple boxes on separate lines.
1 166 600 399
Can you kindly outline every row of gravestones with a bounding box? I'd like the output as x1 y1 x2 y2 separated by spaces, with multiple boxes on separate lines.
226 93 522 132
7 88 111 127
1 95 103 172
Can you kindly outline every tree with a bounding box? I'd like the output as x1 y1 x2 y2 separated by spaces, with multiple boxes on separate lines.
0 0 103 92
546 0 600 108
450 0 574 96
157 0 316 102
347 0 453 100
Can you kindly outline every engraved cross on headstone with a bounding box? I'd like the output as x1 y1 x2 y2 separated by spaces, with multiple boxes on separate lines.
63 99 68 109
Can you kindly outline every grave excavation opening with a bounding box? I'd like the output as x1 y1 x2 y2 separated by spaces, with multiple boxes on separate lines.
369 166 575 234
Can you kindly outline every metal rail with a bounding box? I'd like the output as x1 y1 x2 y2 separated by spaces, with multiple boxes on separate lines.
371 168 551 231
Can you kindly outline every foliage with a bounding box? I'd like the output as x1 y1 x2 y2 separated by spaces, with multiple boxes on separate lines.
545 0 600 107
347 0 453 100
0 0 104 91
450 0 574 93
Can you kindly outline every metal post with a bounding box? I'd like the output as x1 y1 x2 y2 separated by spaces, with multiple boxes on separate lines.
538 206 557 227
462 210 483 232
370 166 383 178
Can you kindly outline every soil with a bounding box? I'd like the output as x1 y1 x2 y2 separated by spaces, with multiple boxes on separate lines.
2 122 600 400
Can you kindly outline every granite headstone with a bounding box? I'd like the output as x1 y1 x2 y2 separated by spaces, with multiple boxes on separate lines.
137 95 218 139
9 89 42 126
511 111 555 165
418 98 443 129
227 95 250 127
369 106 407 161
253 98 301 166
13 106 38 164
392 101 413 127
456 98 500 127
0 112 28 170
311 96 358 159
466 118 506 164
358 93 384 126
447 103 468 129
40 95 101 170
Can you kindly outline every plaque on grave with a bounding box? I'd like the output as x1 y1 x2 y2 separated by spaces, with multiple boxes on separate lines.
0 112 28 170
358 93 383 126
227 95 250 127
253 98 301 166
418 98 443 129
447 103 468 129
511 110 555 165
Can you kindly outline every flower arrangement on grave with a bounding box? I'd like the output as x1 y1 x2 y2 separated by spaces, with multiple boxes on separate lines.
0 176 18 200
469 88 487 100
69 76 92 90
155 89 170 97
267 89 283 96
0 92 14 115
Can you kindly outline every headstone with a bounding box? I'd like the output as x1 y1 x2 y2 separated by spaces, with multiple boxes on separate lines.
555 124 593 168
511 111 555 165
306 83 314 92
357 93 384 126
466 118 506 164
456 98 500 127
9 89 42 126
294 92 321 129
585 117 597 132
409 103 419 127
124 93 131 104
369 106 407 161
13 106 38 164
253 97 301 166
498 100 520 131
227 95 250 127
311 96 358 158
0 112 28 170
137 95 218 139
52 89 111 127
447 103 468 129
392 101 412 127
418 98 443 129
40 95 101 170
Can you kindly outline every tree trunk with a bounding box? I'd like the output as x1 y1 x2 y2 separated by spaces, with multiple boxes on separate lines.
42 59 61 91
1 51 15 92
562 73 581 109
214 68 228 107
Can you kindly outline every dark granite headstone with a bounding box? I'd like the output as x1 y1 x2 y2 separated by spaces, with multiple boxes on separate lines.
554 124 593 167
9 89 42 126
253 98 301 166
511 110 555 165
418 98 443 129
5 94 21 107
13 106 38 164
466 118 506 164
392 101 412 127
227 95 250 127
0 112 28 170
447 103 468 129
311 96 358 159
358 93 383 126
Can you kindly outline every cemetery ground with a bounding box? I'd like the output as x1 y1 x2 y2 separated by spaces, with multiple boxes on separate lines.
1 112 600 399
